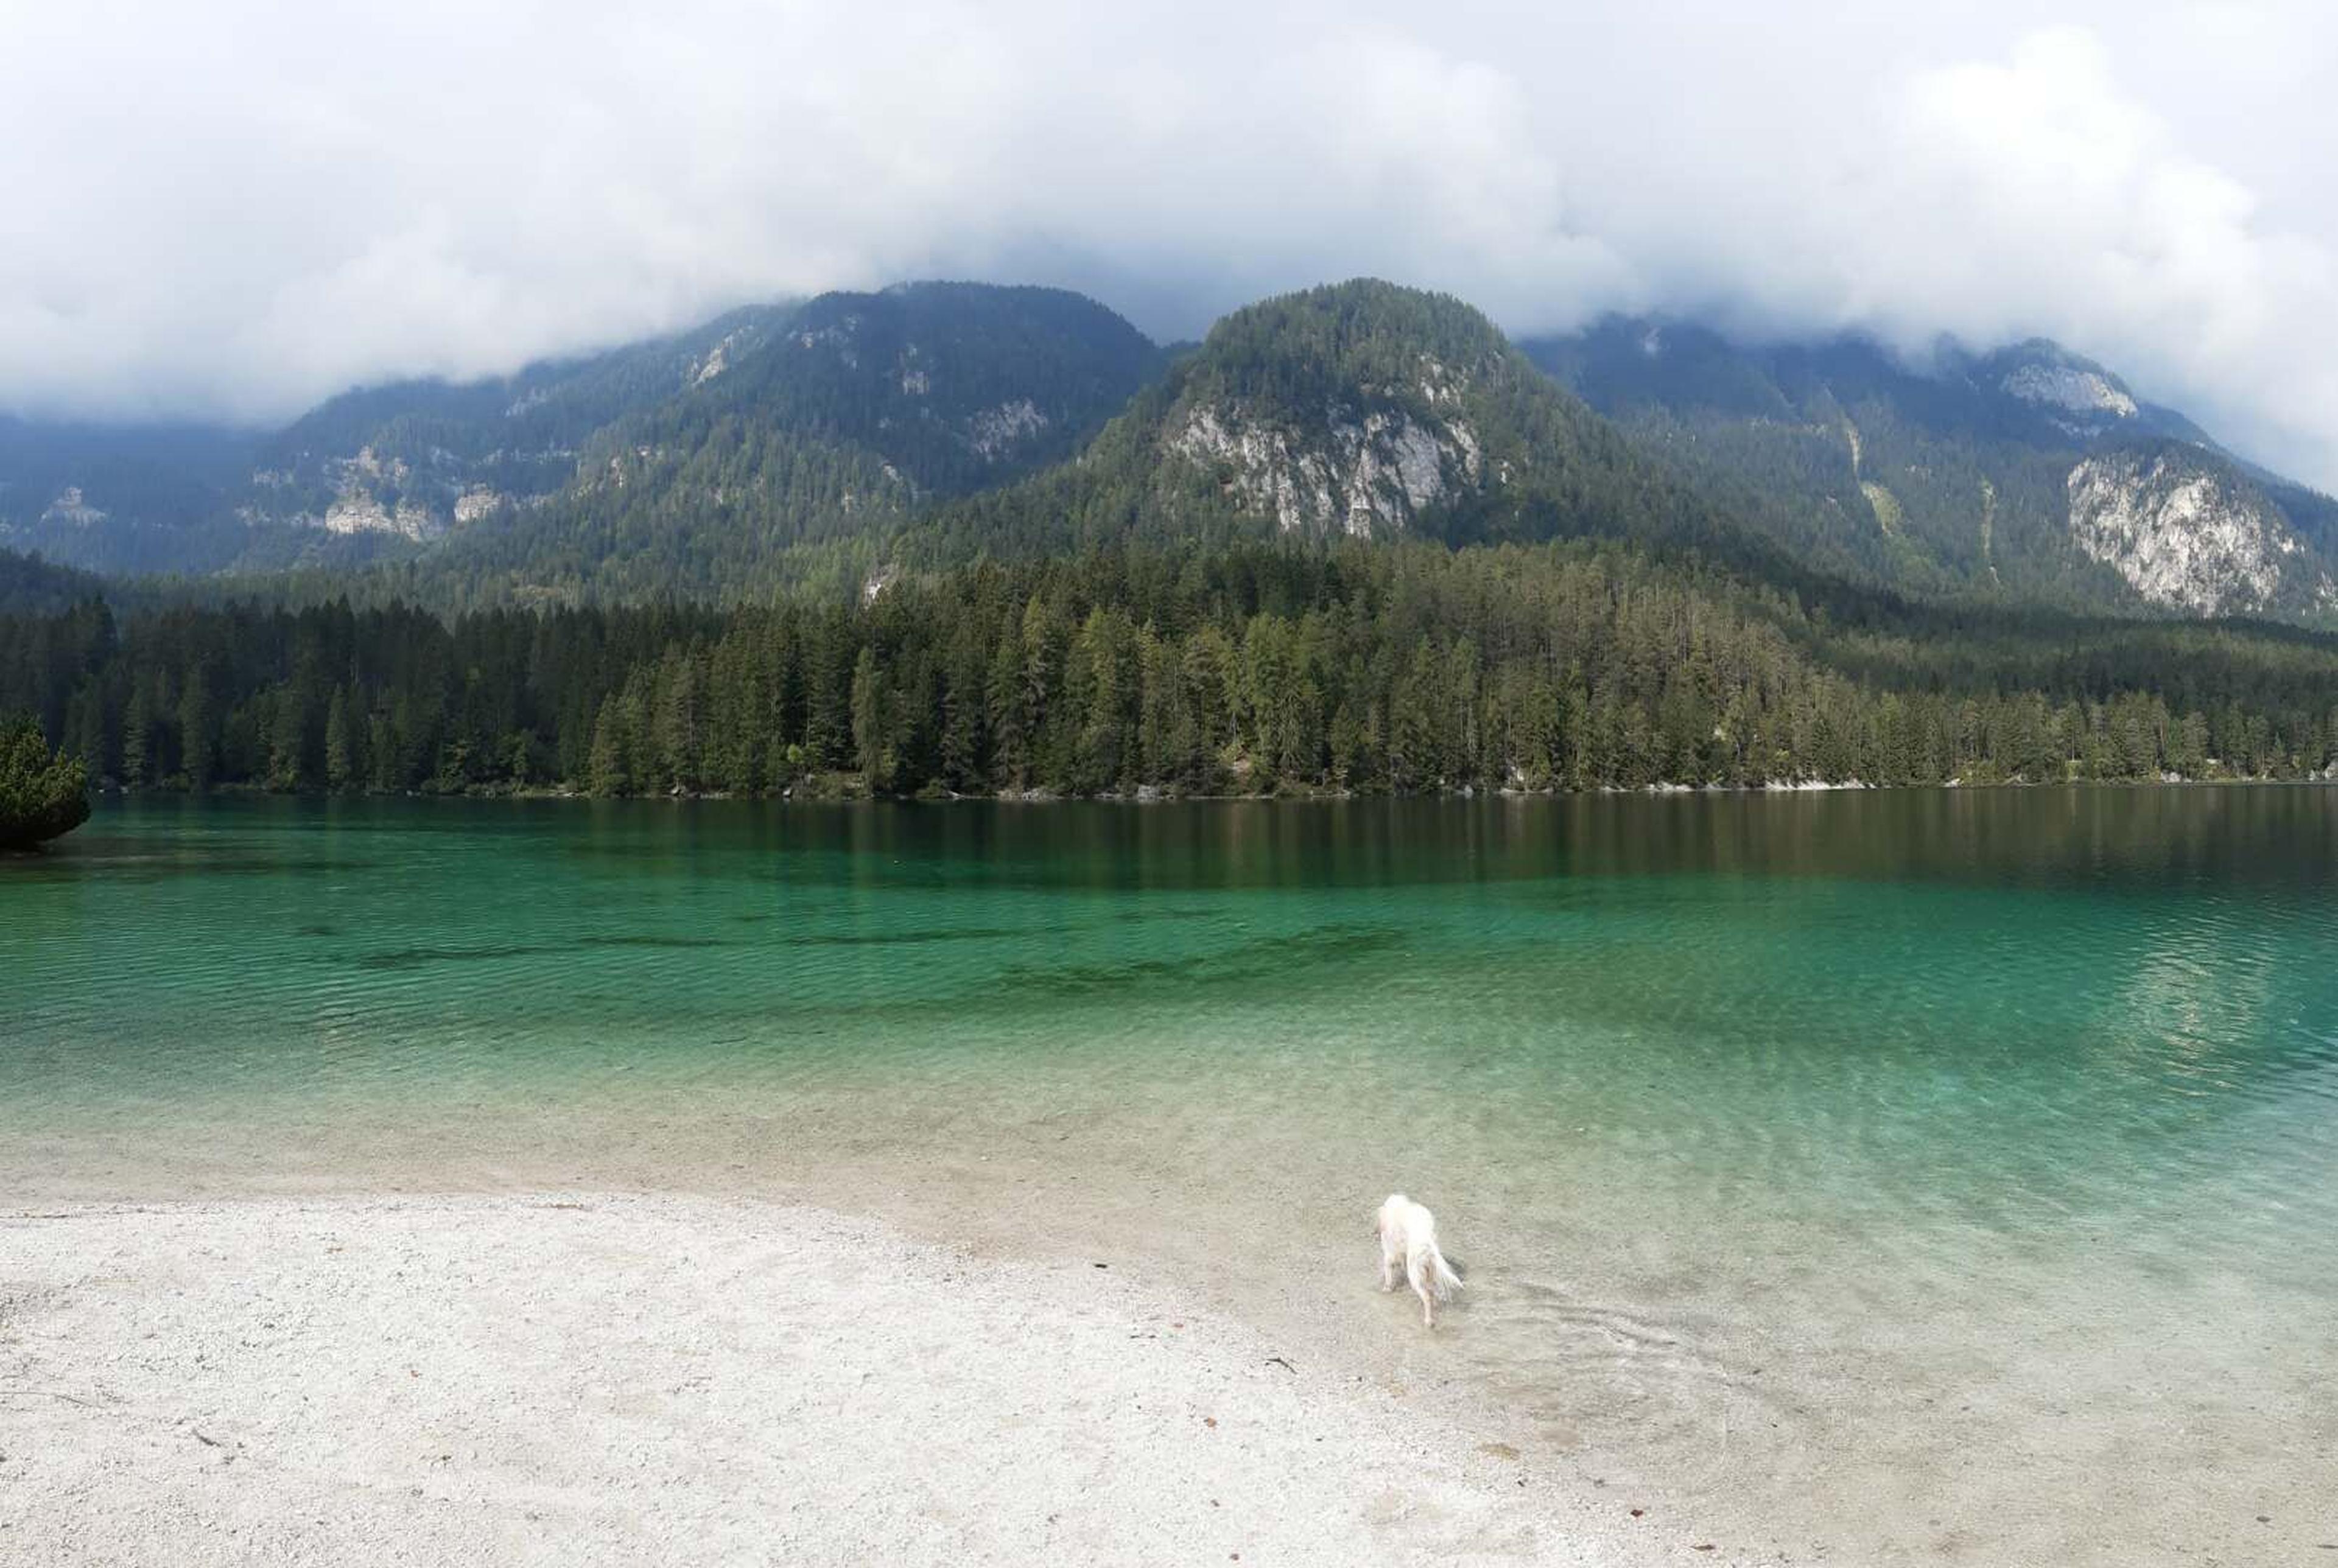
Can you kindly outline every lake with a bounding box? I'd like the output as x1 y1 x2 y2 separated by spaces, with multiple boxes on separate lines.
6 789 2335 1561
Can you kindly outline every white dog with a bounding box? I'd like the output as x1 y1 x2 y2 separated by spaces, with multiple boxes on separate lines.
1377 1193 1462 1328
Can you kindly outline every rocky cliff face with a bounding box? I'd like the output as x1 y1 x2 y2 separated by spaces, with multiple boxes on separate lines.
2001 362 2138 431
1981 340 2179 444
2066 449 2323 615
1165 359 1489 538
38 486 106 528
244 444 448 541
961 398 1048 461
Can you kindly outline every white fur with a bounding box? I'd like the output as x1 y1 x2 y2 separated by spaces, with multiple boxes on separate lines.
1376 1193 1462 1328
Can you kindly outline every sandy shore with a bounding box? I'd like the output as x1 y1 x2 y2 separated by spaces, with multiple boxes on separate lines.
0 1193 1696 1567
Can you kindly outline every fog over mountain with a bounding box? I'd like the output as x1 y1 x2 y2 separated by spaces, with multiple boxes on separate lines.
4 2 2334 488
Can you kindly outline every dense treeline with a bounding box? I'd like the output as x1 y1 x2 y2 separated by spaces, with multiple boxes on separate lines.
0 547 108 615
5 541 2335 799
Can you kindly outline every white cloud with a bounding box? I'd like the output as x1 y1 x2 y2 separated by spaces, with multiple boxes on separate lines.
1 1 2333 487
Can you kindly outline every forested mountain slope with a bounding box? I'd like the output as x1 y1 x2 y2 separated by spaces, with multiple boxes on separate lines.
1 283 1163 595
420 283 1165 604
14 278 2336 635
0 306 799 576
0 547 109 616
0 418 258 576
234 303 804 549
916 281 1808 579
1520 318 2338 622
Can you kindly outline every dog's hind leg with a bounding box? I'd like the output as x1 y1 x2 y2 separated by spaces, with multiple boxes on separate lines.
1380 1232 1400 1292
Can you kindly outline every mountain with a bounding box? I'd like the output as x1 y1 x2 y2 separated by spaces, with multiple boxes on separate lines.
0 282 1162 593
1140 279 1548 538
918 280 1782 576
0 416 257 575
0 306 799 576
10 278 2337 630
427 282 1167 601
1519 318 2338 620
233 302 802 550
663 282 1165 494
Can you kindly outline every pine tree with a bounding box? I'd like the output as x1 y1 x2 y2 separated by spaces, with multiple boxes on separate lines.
67 682 109 786
851 645 891 789
939 620 988 793
588 695 632 796
121 674 156 789
803 613 852 769
652 646 705 793
326 686 358 791
985 625 1028 790
178 668 216 791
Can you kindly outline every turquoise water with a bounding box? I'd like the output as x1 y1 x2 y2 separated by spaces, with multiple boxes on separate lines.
6 791 2336 1559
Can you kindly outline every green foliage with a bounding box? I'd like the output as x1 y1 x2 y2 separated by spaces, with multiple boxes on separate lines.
1170 279 1509 427
6 540 2336 803
0 711 91 849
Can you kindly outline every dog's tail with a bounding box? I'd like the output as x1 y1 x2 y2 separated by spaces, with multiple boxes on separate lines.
1415 1247 1463 1302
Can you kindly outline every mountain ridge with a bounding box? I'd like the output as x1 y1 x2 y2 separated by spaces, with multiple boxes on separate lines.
1519 314 2337 621
5 278 2334 629
916 280 1797 583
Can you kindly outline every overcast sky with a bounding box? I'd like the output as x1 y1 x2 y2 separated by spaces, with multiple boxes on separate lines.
3 1 2334 486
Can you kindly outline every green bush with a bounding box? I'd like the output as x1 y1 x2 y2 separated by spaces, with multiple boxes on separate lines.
0 715 91 850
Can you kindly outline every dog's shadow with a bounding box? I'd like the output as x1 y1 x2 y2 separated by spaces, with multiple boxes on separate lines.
1444 1253 1473 1315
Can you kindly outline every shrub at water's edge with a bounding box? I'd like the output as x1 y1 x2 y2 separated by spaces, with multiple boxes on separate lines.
0 714 91 850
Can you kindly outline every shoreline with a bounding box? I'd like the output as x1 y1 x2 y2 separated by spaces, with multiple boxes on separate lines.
80 771 2338 805
0 1191 1706 1567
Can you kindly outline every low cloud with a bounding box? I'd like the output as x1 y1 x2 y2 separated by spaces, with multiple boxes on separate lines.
3 2 2333 486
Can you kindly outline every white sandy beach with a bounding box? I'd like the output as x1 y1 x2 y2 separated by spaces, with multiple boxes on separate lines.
0 1193 1715 1567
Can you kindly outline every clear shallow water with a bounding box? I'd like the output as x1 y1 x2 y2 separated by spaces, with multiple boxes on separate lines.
7 791 2337 1561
